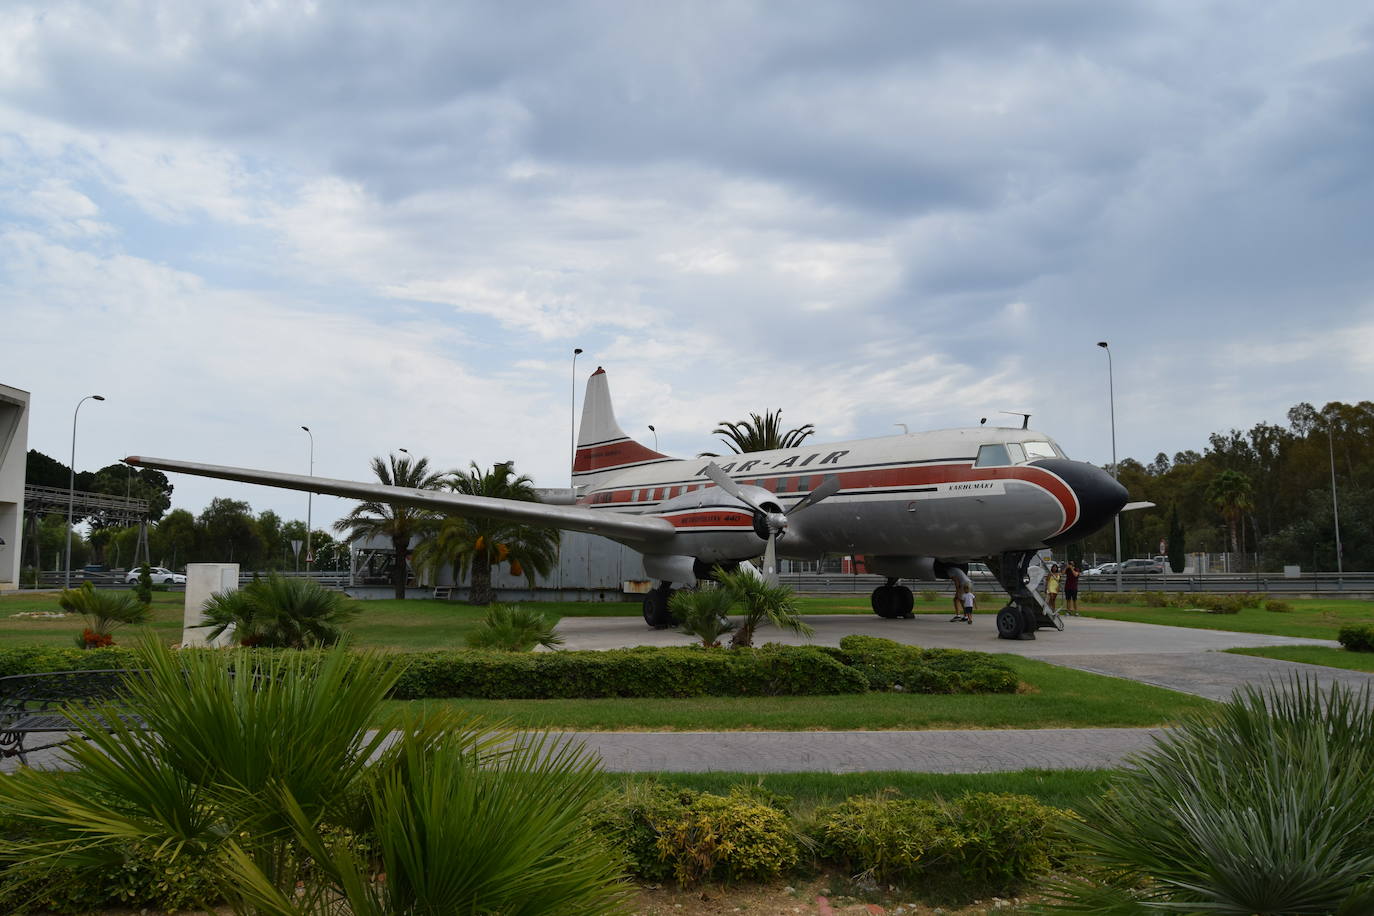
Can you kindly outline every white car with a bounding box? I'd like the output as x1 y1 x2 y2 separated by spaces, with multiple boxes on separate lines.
125 566 187 585
1084 563 1118 576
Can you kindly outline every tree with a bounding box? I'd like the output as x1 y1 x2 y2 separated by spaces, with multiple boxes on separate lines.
333 454 445 600
152 509 197 569
709 410 815 454
201 576 359 648
1167 502 1186 573
1207 470 1255 562
199 498 263 566
414 461 559 606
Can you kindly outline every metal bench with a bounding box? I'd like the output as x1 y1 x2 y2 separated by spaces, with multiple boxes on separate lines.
0 670 142 766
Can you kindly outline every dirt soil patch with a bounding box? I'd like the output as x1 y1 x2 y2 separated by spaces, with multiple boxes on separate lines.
631 877 1038 914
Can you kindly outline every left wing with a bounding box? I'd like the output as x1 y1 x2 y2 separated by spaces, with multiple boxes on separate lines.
123 456 675 544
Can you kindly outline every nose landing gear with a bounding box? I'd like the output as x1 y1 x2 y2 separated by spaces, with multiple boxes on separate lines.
990 551 1056 640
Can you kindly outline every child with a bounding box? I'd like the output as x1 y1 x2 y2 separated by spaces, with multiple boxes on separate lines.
960 587 975 623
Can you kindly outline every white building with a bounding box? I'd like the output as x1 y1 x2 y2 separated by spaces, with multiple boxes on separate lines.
0 384 30 591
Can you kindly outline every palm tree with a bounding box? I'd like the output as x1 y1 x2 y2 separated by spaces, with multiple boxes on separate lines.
414 461 559 606
710 410 815 454
1207 469 1255 562
333 454 445 599
714 566 814 648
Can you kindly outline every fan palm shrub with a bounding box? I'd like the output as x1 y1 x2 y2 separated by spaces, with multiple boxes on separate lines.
0 639 629 915
58 581 150 647
1041 676 1374 914
669 586 736 648
201 575 358 648
465 604 565 651
225 732 629 915
714 566 813 648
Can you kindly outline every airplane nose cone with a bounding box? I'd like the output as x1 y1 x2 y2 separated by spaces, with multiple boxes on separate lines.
1033 459 1129 546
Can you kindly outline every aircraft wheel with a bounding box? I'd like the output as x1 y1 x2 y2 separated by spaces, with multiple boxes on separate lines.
895 585 915 618
871 586 901 619
996 605 1025 639
642 588 676 629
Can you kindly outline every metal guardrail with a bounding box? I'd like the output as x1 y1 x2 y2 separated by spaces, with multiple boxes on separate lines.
776 572 1374 596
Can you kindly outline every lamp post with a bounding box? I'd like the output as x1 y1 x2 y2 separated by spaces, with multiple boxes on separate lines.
1326 413 1344 575
66 394 105 589
570 348 583 486
301 426 314 574
648 425 657 451
1096 342 1123 594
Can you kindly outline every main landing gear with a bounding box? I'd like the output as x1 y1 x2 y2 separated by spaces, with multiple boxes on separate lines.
871 579 915 619
642 583 677 629
990 550 1055 640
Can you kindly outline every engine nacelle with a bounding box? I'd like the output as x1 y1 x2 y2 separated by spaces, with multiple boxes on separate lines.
864 556 974 582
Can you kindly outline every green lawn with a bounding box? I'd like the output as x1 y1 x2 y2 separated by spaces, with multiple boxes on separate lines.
1077 597 1374 640
611 768 1116 816
380 655 1215 731
1226 645 1374 673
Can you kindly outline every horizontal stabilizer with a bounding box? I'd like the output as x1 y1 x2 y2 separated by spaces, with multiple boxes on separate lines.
123 456 675 544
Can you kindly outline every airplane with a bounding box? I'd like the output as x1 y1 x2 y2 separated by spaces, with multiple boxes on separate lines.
126 367 1140 640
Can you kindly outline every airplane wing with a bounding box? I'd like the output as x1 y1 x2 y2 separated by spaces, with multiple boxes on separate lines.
123 456 675 544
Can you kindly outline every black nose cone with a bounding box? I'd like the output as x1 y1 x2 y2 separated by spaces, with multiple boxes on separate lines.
1033 459 1129 546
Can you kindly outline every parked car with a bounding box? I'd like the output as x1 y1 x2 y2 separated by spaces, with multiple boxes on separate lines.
1084 562 1118 575
125 566 186 585
1120 558 1165 574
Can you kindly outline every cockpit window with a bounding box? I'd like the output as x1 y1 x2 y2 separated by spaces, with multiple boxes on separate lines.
974 444 1011 467
1005 443 1027 464
1023 441 1060 460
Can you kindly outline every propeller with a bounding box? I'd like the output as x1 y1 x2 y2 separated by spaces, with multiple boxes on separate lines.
703 464 841 584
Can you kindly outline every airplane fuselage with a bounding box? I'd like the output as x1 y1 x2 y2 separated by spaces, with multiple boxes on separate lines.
577 427 1115 564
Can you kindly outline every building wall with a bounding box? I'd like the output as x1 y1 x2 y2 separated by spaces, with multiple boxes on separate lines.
0 384 31 591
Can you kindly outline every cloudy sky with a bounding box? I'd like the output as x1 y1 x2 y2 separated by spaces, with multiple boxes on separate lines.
4 0 1372 526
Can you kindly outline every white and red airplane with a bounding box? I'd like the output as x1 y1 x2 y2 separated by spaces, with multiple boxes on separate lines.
126 367 1136 639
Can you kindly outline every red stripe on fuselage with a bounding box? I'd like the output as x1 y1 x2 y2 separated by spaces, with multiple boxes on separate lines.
581 462 1080 534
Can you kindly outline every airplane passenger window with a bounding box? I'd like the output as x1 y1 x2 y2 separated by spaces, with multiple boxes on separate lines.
974 444 1011 467
1023 441 1058 460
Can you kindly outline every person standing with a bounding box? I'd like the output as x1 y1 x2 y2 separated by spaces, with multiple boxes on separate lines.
960 586 975 623
1063 562 1081 615
951 583 966 622
1046 563 1062 612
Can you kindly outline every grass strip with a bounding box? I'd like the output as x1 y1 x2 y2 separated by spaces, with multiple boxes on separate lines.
1076 598 1374 640
608 768 1117 816
380 656 1214 730
1225 645 1374 672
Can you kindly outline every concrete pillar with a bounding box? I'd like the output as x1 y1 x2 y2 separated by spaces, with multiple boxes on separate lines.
183 563 239 647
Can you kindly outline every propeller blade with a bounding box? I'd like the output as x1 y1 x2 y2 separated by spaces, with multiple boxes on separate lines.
1122 501 1156 513
788 474 841 516
762 529 779 586
703 463 761 510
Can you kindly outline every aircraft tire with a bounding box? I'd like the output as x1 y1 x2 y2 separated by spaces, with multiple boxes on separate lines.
896 585 915 618
870 585 901 619
642 589 676 629
996 605 1025 639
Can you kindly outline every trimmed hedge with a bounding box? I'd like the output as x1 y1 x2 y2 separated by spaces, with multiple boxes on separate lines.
829 635 1019 694
0 638 1017 699
1338 625 1374 653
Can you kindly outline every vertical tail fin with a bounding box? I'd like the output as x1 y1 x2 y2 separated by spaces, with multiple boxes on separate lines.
573 368 671 485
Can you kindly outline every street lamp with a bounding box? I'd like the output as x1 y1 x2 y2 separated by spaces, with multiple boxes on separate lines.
1326 413 1344 575
648 424 657 451
570 348 583 486
1096 342 1123 594
301 426 314 574
66 394 105 588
